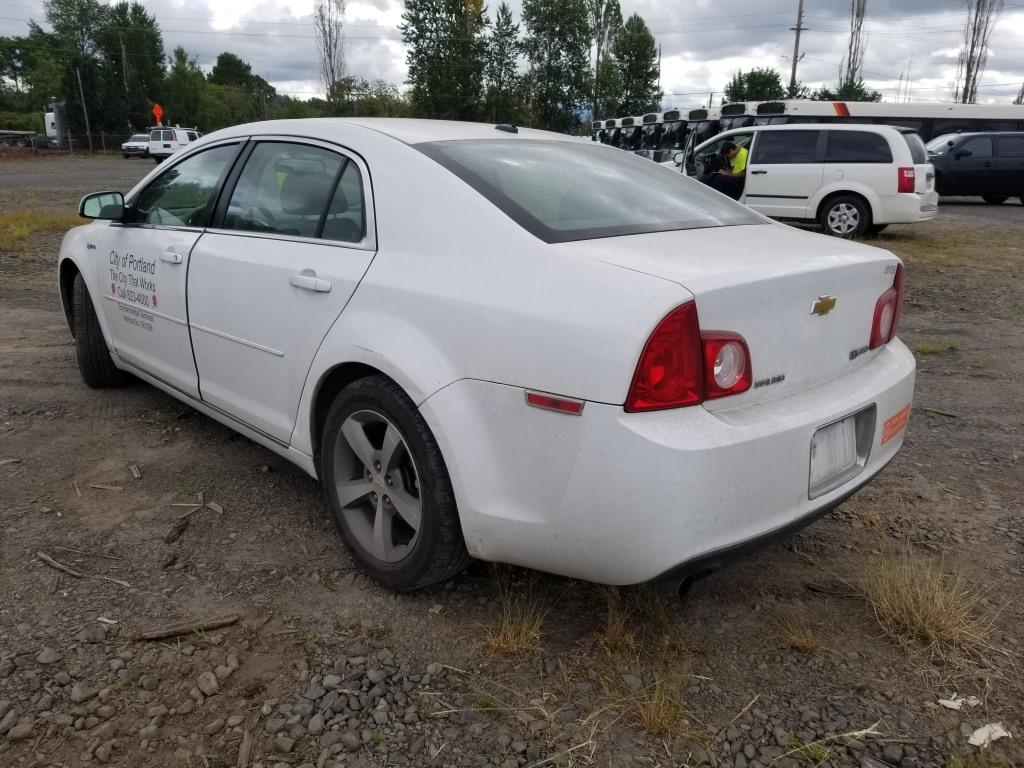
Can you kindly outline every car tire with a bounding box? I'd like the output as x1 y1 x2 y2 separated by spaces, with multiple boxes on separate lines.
819 195 870 238
320 375 471 591
122 153 130 159
982 195 1007 204
72 272 128 388
867 224 888 234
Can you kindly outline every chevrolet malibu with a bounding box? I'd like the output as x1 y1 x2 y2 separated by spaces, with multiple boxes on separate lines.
58 119 915 592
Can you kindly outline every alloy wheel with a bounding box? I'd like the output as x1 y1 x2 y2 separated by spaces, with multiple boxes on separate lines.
827 203 860 235
332 409 422 563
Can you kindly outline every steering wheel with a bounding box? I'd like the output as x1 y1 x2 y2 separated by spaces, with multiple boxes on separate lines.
246 202 279 231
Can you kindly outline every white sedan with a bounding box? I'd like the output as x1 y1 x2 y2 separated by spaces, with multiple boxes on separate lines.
59 119 915 592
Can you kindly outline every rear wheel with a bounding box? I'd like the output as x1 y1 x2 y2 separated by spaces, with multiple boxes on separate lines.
72 273 128 388
320 376 470 591
820 195 870 238
982 195 1008 204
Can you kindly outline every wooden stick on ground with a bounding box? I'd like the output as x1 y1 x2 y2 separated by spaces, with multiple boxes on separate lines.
131 614 240 642
52 546 124 561
36 551 132 589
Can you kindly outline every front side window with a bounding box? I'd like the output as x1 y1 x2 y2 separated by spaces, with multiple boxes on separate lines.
416 139 763 243
129 144 237 227
752 130 820 164
223 142 344 239
996 136 1024 158
959 136 992 157
825 131 892 163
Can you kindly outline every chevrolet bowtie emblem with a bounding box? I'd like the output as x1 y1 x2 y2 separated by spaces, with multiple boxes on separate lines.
810 295 837 316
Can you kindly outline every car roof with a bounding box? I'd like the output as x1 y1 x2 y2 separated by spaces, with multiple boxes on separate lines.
724 123 910 134
208 118 577 146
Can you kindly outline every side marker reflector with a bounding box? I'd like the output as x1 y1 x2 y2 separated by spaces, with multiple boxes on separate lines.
526 391 585 415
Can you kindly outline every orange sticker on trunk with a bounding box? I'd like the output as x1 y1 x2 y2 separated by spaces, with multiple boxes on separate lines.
881 404 911 445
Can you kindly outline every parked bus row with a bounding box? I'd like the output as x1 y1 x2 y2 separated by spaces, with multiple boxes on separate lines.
594 100 1024 161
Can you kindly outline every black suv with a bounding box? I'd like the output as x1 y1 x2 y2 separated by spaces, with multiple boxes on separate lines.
927 131 1024 204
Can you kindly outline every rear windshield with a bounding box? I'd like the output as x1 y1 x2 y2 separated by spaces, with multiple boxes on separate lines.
416 139 763 243
902 132 927 164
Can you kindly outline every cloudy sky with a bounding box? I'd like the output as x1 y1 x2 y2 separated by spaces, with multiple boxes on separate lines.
3 0 1023 106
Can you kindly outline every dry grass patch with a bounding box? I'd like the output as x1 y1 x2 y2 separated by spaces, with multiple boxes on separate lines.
598 587 637 655
626 678 685 738
0 210 82 253
778 615 824 654
916 339 960 355
485 572 547 656
862 548 996 661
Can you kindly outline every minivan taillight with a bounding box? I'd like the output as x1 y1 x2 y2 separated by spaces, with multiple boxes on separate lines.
897 167 915 193
625 303 751 412
870 264 905 349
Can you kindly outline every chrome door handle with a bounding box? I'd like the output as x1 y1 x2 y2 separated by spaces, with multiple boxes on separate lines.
160 249 183 264
751 169 767 175
290 273 332 293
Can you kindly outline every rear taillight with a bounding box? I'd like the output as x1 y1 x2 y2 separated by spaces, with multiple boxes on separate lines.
870 264 905 349
703 334 752 399
625 303 751 412
897 167 915 193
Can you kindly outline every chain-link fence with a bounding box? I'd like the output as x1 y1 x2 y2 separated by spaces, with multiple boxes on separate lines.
0 132 142 156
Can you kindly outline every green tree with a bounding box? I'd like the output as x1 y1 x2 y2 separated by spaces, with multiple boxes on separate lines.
521 0 591 132
96 2 165 129
400 0 488 120
484 3 524 122
587 0 621 118
208 51 275 122
594 55 621 117
812 78 881 102
162 46 205 128
611 13 660 116
723 67 786 103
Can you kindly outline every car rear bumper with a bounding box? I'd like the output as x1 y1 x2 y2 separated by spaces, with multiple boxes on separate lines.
421 340 915 585
875 191 939 224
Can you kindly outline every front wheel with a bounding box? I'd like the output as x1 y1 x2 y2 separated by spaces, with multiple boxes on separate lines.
982 195 1007 204
72 273 128 388
819 195 870 238
320 376 470 591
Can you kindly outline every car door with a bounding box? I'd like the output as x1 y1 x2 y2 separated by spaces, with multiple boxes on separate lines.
187 139 375 443
995 135 1024 196
743 129 824 219
94 141 242 398
951 136 995 195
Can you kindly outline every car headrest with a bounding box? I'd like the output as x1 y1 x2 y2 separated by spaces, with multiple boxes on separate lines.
280 173 334 216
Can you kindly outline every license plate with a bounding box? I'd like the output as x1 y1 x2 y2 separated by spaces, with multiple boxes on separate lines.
809 416 858 493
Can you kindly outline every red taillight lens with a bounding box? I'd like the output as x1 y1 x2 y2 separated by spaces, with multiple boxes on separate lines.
870 264 905 349
703 333 752 399
626 304 753 411
897 167 915 193
625 302 704 412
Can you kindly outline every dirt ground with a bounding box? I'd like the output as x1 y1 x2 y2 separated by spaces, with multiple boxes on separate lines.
1 155 1022 768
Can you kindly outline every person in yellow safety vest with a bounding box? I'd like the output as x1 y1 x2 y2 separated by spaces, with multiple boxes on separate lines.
711 141 747 200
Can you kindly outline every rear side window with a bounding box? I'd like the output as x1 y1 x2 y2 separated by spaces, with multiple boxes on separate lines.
825 131 893 163
417 139 763 243
996 136 1024 157
321 162 366 243
752 131 820 164
959 136 993 158
150 130 160 141
223 142 344 239
902 133 927 164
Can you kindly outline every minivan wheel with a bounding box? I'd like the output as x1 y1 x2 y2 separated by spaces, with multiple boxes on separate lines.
982 195 1007 204
320 376 471 591
820 195 869 238
71 273 128 388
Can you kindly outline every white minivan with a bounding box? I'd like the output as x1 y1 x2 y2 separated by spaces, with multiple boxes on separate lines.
681 124 938 236
148 126 200 163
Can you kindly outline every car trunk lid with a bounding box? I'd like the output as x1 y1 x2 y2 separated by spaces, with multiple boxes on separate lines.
563 223 901 409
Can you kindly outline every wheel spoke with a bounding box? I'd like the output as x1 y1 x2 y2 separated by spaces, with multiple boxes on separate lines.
341 418 375 469
335 479 374 508
380 424 403 473
372 499 394 560
387 486 422 531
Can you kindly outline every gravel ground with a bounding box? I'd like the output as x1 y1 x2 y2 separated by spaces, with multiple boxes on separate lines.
1 155 1022 768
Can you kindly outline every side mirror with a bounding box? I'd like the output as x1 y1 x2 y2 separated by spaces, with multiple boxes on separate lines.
79 191 125 220
672 151 683 166
954 149 972 160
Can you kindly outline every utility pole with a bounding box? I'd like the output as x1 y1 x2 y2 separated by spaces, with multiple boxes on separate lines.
75 66 93 153
1016 81 1024 105
789 0 806 97
119 35 129 95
